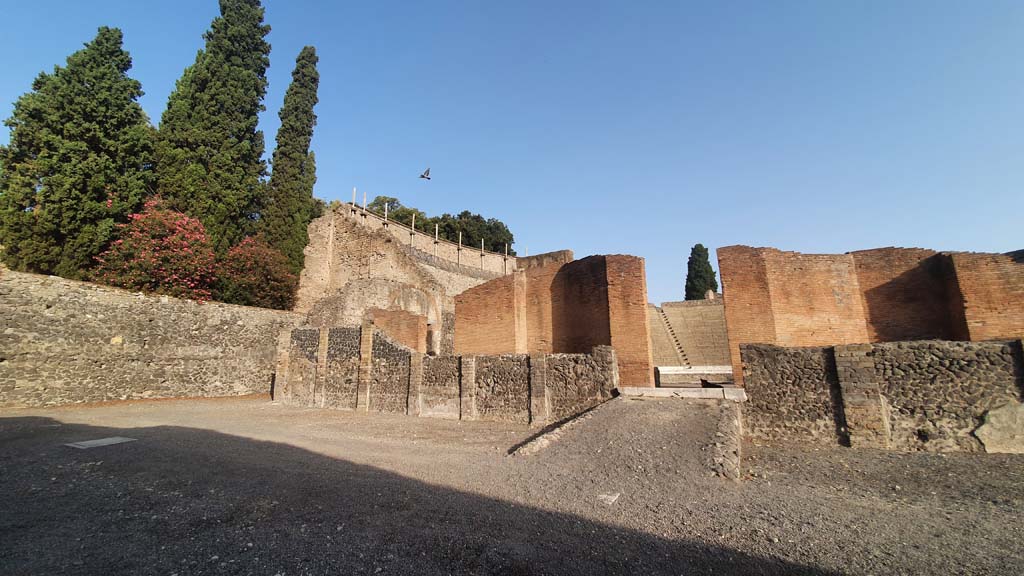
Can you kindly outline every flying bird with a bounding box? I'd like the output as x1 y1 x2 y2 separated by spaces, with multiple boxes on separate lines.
419 168 431 180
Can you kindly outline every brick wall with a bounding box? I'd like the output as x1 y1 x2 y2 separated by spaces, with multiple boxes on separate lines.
851 248 956 341
454 254 654 387
453 272 522 355
0 269 301 408
367 308 428 353
949 252 1024 341
718 246 779 385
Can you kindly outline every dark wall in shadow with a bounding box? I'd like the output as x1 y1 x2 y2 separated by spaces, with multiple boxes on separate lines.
0 417 838 576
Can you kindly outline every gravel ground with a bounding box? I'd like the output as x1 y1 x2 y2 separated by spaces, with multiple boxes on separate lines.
1 396 1021 575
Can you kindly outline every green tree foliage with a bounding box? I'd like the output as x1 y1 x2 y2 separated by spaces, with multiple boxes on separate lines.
367 196 516 255
93 198 218 301
0 27 155 277
262 46 320 273
684 243 718 300
155 0 271 253
217 237 298 309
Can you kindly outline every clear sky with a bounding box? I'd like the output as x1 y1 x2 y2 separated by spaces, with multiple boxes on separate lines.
1 1 1022 303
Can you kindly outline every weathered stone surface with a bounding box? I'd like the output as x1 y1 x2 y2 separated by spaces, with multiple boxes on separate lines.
474 354 530 423
421 356 460 418
975 400 1024 454
369 331 411 414
872 340 1023 452
0 269 300 408
740 344 844 444
284 328 320 406
545 346 618 422
324 327 360 409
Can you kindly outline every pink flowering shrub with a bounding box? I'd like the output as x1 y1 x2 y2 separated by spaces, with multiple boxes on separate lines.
217 237 298 310
93 198 218 301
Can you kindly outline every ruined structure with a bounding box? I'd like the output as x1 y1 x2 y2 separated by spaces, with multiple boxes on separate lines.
719 245 1024 452
647 297 732 387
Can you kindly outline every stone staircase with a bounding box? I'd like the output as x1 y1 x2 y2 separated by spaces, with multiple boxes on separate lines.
656 307 690 366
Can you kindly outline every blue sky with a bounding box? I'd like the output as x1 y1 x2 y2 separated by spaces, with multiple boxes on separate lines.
1 1 1022 303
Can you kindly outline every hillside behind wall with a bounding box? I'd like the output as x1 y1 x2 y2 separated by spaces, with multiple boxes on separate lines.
718 245 1024 385
0 269 300 408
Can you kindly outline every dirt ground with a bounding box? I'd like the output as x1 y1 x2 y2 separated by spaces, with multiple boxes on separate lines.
1 397 1021 575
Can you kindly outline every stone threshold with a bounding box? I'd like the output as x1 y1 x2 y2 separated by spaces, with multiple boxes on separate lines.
617 387 747 402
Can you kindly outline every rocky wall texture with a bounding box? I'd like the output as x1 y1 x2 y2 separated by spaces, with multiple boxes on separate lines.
0 270 300 408
740 344 844 443
421 356 460 418
871 340 1023 451
369 332 411 413
285 328 321 407
474 355 530 423
545 347 618 421
324 327 361 409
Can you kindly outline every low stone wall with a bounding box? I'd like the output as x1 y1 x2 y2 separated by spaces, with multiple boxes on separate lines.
278 325 619 425
0 269 300 408
741 345 843 444
872 341 1022 451
740 339 1024 452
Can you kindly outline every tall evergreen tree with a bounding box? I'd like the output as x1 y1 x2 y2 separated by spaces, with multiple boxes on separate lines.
155 0 271 252
0 27 154 278
262 46 320 272
684 243 719 300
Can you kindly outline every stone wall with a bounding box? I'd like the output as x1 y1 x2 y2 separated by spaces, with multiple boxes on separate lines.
871 340 1022 451
740 345 843 444
740 339 1024 452
454 254 654 386
719 245 1024 385
367 308 427 353
278 323 619 426
0 269 300 408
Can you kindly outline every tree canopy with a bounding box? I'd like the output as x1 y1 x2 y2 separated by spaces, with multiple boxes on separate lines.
367 196 516 255
155 0 271 253
261 46 321 273
0 27 155 277
684 243 718 300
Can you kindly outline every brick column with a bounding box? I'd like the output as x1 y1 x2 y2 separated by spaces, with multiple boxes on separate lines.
528 354 550 426
834 344 891 449
407 353 423 416
356 321 374 412
459 356 477 420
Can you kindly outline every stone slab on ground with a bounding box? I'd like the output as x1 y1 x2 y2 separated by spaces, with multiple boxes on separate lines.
975 400 1024 454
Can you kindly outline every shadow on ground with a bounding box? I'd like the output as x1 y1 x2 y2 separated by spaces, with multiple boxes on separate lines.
0 415 837 576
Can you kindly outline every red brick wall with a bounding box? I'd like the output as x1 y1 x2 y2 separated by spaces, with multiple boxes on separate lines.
454 253 654 386
454 273 522 355
949 252 1024 341
367 308 428 353
718 246 778 385
605 256 655 387
851 248 955 341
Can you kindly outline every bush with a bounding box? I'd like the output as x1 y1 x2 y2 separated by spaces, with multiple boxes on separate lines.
217 237 298 310
93 198 218 300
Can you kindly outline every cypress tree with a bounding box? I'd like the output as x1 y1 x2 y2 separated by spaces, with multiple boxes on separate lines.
0 27 154 278
262 46 320 272
155 0 271 252
684 243 719 300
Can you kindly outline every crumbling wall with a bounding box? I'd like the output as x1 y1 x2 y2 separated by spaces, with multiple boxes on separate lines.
740 339 1024 452
872 340 1023 451
324 327 361 409
740 344 843 444
0 269 300 408
544 347 618 421
420 356 460 418
369 332 412 414
454 254 653 386
474 355 530 423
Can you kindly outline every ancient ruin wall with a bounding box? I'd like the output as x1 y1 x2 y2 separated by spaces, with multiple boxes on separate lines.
474 354 531 423
324 327 361 410
605 255 655 386
420 356 460 419
872 340 1022 451
718 246 777 385
851 248 957 342
453 272 522 355
950 251 1024 341
740 344 843 444
0 269 300 408
367 308 428 353
659 299 731 366
741 339 1024 452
